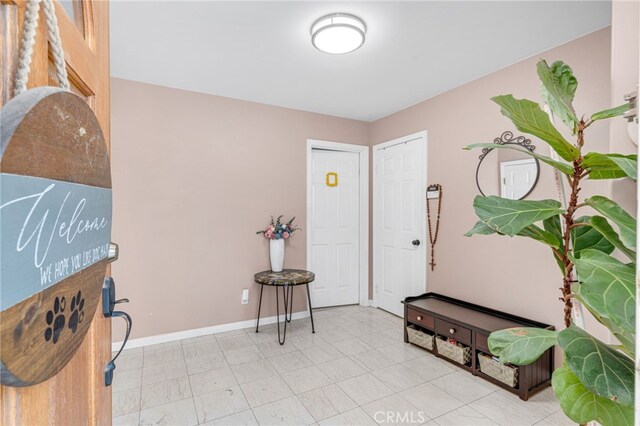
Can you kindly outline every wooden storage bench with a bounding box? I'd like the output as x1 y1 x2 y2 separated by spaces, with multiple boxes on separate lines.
403 292 554 401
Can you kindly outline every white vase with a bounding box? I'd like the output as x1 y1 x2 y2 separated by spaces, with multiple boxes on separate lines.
269 239 285 272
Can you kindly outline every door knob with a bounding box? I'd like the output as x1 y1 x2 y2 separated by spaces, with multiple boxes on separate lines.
412 239 421 246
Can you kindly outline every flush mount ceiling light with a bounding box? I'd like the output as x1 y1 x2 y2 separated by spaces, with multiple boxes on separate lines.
311 13 366 54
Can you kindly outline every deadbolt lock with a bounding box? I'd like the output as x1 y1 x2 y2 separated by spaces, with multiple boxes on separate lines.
108 242 119 263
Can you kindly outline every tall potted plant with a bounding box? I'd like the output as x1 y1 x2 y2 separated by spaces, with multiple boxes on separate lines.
465 60 635 425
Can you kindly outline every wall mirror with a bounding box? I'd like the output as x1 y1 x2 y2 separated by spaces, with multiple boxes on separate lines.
476 131 540 200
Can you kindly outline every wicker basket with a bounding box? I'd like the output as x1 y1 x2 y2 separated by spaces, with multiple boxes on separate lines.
435 337 472 365
407 325 434 351
478 353 519 387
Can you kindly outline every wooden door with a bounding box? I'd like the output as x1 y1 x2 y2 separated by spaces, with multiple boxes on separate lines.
374 133 427 317
0 0 112 424
310 149 360 307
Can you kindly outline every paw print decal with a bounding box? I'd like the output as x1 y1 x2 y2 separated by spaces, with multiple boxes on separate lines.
44 296 66 344
68 290 85 334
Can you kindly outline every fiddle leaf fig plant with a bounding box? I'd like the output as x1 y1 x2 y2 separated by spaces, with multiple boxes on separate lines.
465 59 636 425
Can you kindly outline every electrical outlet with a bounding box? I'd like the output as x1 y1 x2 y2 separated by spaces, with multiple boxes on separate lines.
241 288 249 304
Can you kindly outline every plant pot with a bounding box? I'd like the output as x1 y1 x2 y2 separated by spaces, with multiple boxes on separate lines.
269 239 285 272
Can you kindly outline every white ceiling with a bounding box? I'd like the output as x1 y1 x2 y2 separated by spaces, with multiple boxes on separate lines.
110 1 611 122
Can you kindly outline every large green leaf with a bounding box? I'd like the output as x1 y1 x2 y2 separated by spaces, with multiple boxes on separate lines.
586 196 636 249
491 95 580 161
465 143 574 174
607 154 637 181
537 60 578 131
591 103 630 122
572 216 614 258
590 216 636 261
464 221 497 237
571 250 636 343
584 313 636 358
517 224 562 248
543 215 566 272
543 215 563 237
472 195 564 236
487 327 557 365
583 152 637 181
558 325 634 406
583 153 629 180
466 220 561 250
552 366 633 426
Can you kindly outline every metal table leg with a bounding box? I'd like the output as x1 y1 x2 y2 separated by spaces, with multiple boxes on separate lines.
286 285 293 322
306 283 315 333
276 285 288 345
255 284 264 333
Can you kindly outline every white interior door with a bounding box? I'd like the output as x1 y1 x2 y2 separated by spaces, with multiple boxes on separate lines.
501 159 537 200
310 149 360 307
374 134 426 316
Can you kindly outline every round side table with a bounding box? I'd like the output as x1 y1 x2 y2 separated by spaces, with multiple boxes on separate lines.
254 269 315 345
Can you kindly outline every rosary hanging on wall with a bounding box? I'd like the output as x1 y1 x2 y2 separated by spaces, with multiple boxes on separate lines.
426 184 443 271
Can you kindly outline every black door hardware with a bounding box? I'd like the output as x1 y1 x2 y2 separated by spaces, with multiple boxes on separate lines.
102 277 132 387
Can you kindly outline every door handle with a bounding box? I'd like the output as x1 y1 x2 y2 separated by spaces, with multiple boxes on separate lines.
104 310 132 387
412 239 421 246
102 277 132 386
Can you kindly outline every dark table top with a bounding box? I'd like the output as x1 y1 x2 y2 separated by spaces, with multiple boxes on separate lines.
254 269 315 286
405 293 552 333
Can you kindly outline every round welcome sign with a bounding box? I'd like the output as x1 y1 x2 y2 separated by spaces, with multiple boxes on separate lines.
0 87 112 386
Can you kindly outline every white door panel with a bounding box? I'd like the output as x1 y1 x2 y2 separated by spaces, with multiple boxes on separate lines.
310 150 360 307
374 135 426 316
501 159 538 200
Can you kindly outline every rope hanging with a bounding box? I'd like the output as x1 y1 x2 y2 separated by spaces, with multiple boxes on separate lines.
14 0 69 96
41 0 69 90
13 0 40 95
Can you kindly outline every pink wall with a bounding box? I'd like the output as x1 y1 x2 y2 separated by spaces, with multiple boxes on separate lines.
609 0 639 215
112 27 627 345
110 81 369 340
369 28 614 342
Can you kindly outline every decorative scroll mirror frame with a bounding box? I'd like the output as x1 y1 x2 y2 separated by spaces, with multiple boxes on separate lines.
475 131 541 200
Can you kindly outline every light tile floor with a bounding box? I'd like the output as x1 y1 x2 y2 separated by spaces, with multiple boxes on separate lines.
112 305 572 426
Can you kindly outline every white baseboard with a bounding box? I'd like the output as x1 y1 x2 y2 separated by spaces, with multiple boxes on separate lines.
112 310 310 352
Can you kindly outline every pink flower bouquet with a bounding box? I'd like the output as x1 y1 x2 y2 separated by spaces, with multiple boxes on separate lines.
256 215 300 240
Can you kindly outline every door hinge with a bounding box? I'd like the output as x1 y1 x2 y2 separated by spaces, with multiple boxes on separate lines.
624 90 637 122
